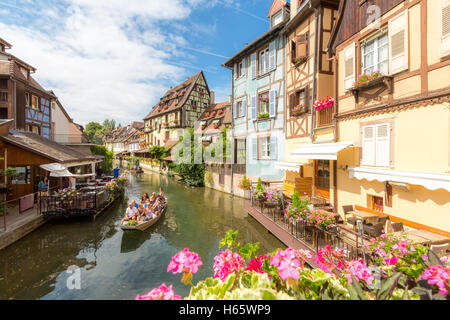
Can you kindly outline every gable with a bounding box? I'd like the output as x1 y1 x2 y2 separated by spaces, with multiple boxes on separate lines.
268 0 287 18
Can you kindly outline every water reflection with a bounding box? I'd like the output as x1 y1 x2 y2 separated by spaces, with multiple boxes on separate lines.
0 173 284 300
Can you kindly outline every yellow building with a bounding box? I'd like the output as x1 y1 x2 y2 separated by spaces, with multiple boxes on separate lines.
278 0 339 207
327 0 450 235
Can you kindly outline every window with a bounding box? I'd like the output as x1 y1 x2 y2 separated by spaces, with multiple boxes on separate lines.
368 195 384 212
292 32 309 65
20 67 28 79
271 11 283 28
25 93 30 107
259 47 270 75
31 95 39 109
344 43 356 90
289 89 307 116
0 92 7 102
236 60 244 78
362 123 391 167
236 139 246 165
258 93 269 115
259 136 271 159
441 0 450 57
11 166 31 185
316 160 330 189
361 31 389 75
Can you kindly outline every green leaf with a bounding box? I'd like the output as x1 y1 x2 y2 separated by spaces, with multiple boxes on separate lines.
348 275 368 300
427 249 443 266
376 272 402 300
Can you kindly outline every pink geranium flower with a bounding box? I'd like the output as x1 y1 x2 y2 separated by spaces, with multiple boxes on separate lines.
270 248 312 281
213 250 244 281
135 284 182 300
344 259 374 285
421 265 450 296
167 248 203 275
245 255 268 274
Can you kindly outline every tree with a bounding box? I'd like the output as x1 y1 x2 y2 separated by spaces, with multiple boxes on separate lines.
173 128 205 187
85 122 103 141
102 119 116 131
90 145 114 173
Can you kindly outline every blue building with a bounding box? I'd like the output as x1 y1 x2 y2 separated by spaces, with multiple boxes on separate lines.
223 0 290 182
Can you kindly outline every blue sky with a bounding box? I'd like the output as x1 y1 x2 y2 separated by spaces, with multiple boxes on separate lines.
0 0 276 126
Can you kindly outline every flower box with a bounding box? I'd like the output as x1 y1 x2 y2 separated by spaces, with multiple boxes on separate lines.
217 110 224 116
213 124 220 129
192 105 198 110
258 97 269 103
163 122 169 126
350 73 393 103
313 96 334 111
258 113 270 120
292 104 306 116
293 56 307 67
172 119 178 125
210 111 216 117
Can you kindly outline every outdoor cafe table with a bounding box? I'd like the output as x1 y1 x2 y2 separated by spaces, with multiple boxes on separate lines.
393 231 431 245
349 210 381 225
406 229 450 245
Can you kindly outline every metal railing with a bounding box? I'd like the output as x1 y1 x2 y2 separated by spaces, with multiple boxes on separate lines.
247 181 364 261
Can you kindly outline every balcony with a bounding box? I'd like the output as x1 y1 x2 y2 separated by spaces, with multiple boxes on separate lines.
315 107 334 128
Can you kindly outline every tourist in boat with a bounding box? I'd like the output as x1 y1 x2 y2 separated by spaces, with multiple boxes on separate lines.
150 192 157 204
158 187 165 199
137 204 147 222
123 201 138 221
143 193 150 201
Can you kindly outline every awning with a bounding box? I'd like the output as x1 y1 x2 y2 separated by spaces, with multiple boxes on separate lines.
40 162 96 178
348 167 450 192
291 142 355 160
275 161 310 173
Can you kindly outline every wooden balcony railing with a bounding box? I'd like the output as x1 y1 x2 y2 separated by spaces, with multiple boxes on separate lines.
316 107 334 128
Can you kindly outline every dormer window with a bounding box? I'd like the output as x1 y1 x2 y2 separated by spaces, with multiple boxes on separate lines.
271 10 283 28
19 67 28 79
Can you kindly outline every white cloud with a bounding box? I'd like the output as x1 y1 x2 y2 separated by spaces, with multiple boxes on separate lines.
0 0 218 125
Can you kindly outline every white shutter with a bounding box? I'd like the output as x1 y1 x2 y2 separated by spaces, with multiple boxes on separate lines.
269 89 277 118
251 95 257 120
362 125 376 166
269 40 276 71
234 63 237 79
375 123 391 167
252 137 258 160
233 102 237 119
270 136 278 160
242 98 247 118
343 43 356 90
441 0 450 57
389 10 409 75
250 53 257 79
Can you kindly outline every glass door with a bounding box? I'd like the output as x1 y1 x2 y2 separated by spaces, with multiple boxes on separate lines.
315 160 330 200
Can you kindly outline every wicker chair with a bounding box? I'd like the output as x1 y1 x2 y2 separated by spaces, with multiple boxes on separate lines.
391 222 404 232
430 243 449 256
342 205 357 228
363 222 385 238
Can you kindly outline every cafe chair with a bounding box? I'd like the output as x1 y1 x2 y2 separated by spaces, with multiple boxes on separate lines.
430 243 449 257
363 222 385 238
391 222 404 232
342 205 354 224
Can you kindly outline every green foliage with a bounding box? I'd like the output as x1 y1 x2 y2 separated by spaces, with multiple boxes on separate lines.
347 273 404 300
174 128 205 187
256 178 263 192
239 242 260 260
90 145 114 173
292 191 300 207
0 167 19 178
148 146 170 160
219 230 240 251
102 119 116 131
85 122 103 142
297 269 350 300
127 220 138 227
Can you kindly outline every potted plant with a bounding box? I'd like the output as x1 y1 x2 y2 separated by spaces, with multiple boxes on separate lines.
258 112 270 120
292 104 305 116
265 189 283 209
253 178 266 207
352 70 385 90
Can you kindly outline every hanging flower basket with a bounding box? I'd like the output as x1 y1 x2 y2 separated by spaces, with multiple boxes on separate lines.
201 125 206 130
163 122 169 127
210 111 216 117
173 119 178 125
313 96 334 111
163 105 169 110
192 105 198 110
292 104 306 116
217 110 224 116
213 123 220 129
204 112 209 117
157 108 162 113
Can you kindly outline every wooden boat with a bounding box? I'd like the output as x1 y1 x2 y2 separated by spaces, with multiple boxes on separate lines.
121 198 167 231
130 167 144 174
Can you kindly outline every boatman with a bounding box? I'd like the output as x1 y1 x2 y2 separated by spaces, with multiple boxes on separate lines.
113 166 120 178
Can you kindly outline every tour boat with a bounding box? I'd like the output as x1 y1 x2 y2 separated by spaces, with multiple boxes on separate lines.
121 198 167 231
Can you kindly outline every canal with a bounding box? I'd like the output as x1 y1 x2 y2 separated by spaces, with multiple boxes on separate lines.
0 172 285 300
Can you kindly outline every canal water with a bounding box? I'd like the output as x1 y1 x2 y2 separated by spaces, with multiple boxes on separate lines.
0 173 284 300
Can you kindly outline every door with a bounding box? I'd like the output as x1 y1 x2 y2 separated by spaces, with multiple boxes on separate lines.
315 160 330 200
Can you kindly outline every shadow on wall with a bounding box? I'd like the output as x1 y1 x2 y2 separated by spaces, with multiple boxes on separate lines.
395 184 450 206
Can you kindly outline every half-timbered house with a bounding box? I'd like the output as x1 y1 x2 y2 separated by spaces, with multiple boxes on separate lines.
0 37 54 139
328 0 450 234
278 0 340 205
143 71 211 148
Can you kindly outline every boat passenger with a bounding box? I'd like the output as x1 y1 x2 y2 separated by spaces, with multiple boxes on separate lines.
150 192 157 204
158 187 165 199
124 202 138 221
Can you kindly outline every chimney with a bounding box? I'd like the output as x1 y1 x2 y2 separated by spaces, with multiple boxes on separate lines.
210 91 215 105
